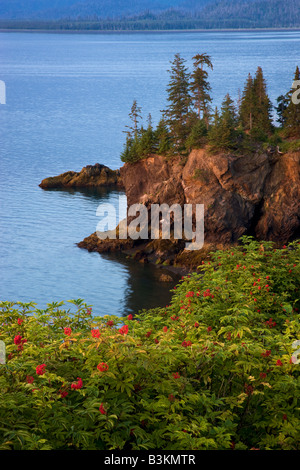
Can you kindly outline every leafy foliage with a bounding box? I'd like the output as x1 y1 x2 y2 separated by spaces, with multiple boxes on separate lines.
0 238 299 450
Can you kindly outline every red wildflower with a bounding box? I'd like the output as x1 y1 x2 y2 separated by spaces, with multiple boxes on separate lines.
86 308 92 315
182 340 192 347
276 359 283 366
172 372 180 379
260 372 267 379
36 364 46 376
91 329 101 338
261 350 271 357
71 377 83 389
145 330 152 337
26 375 34 384
64 327 72 336
119 325 129 335
14 335 22 345
194 322 199 328
17 318 23 326
127 314 133 320
97 362 109 372
244 383 254 395
59 389 68 398
185 291 194 298
106 320 114 327
207 326 212 332
168 394 175 402
265 318 276 328
163 326 168 332
99 403 106 415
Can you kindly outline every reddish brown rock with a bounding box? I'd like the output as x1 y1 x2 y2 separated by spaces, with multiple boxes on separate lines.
78 147 299 269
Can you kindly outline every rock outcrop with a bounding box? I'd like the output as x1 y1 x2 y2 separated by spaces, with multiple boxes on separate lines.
78 148 299 269
39 163 123 190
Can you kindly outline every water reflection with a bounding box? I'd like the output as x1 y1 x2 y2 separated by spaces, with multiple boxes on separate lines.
99 252 180 317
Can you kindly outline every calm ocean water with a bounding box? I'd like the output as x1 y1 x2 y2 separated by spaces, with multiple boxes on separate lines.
0 30 299 316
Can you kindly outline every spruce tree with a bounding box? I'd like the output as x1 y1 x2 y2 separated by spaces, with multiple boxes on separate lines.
239 68 272 135
208 95 238 151
282 65 300 138
125 99 142 138
154 118 171 155
252 66 273 134
162 53 192 153
239 73 254 131
190 53 213 129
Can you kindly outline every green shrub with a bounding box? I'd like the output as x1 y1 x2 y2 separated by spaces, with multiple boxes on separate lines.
0 237 299 450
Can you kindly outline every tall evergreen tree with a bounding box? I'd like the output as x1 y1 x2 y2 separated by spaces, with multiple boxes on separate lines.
252 66 273 134
208 95 238 151
125 99 142 138
239 68 272 135
190 53 213 128
162 53 192 152
239 73 254 131
282 65 300 138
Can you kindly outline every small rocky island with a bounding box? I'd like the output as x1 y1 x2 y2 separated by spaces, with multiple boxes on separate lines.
39 163 124 190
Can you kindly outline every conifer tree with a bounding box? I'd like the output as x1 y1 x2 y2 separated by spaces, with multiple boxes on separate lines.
125 99 142 138
282 65 300 138
190 53 213 129
162 53 192 152
208 95 238 151
252 66 273 134
154 118 171 155
239 68 272 135
239 73 254 131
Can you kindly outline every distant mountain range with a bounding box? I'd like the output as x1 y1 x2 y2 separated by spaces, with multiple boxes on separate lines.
0 0 299 29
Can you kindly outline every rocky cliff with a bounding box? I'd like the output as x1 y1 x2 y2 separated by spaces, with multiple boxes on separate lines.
78 148 299 269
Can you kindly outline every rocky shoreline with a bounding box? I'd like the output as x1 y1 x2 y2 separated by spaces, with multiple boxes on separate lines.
40 147 300 273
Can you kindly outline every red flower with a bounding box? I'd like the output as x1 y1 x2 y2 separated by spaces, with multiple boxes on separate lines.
207 326 212 332
185 291 194 298
119 325 128 335
14 335 22 345
168 394 175 402
172 372 180 379
17 318 23 326
36 364 46 376
145 331 152 337
194 322 199 328
97 362 109 372
163 326 168 332
276 359 283 366
106 320 114 327
260 372 267 379
64 327 72 336
182 340 192 347
59 389 68 398
261 350 271 357
86 308 92 315
99 403 106 415
265 318 276 328
91 329 101 338
71 377 83 389
127 314 133 320
26 375 34 384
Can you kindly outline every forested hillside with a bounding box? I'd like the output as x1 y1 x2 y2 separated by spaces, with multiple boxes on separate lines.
0 0 299 29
